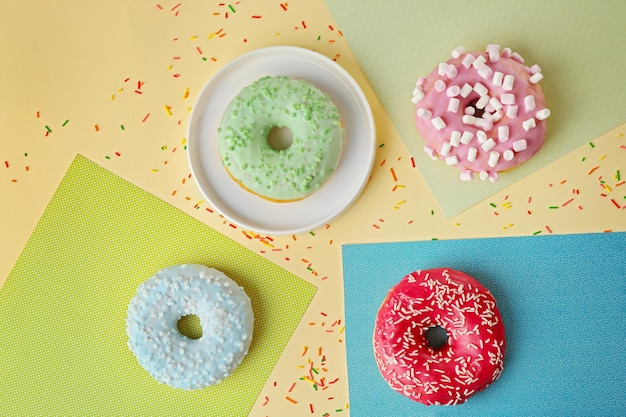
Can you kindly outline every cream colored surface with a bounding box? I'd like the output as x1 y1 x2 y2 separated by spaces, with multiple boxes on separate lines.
0 1 624 416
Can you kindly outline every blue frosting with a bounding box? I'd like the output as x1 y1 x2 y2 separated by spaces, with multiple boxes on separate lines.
126 264 254 389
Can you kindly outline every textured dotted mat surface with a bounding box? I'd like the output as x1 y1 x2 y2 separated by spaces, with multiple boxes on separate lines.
342 233 626 416
0 155 316 416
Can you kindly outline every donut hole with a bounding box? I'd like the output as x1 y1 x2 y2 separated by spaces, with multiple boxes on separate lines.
466 98 485 118
267 125 293 151
176 314 203 339
425 325 448 350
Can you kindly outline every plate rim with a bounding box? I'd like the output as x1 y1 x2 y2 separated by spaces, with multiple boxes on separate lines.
187 45 376 235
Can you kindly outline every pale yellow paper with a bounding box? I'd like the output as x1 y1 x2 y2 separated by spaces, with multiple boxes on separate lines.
0 1 624 416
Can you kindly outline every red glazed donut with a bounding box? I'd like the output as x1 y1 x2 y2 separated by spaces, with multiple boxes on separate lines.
373 268 506 405
412 45 550 182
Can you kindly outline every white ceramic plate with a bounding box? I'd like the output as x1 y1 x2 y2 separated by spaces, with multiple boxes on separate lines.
187 46 376 235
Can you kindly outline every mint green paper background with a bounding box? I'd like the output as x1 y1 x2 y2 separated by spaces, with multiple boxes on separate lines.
0 155 316 416
325 0 626 217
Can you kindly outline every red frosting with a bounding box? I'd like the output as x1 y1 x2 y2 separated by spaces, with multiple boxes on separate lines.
373 268 506 405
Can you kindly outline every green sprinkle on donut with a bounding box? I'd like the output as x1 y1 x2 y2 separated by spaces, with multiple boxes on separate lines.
218 76 344 201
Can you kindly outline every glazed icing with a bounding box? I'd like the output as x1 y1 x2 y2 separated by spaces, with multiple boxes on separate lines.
413 45 550 182
218 75 344 201
126 264 254 389
373 268 506 406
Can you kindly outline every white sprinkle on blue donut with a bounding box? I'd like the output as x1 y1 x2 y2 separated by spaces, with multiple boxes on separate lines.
126 264 254 389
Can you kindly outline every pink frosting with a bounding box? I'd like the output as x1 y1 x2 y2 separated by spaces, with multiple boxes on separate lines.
413 45 549 181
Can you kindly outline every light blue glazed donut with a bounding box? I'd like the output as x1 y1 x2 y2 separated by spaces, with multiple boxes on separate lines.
126 264 254 389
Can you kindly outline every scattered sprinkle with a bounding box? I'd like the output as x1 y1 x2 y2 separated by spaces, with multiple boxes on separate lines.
393 200 406 210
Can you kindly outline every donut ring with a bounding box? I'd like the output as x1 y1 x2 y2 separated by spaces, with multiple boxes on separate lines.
373 268 506 405
412 45 550 182
218 75 344 201
126 264 254 389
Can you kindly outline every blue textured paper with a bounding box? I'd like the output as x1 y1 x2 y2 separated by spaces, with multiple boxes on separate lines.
342 233 625 417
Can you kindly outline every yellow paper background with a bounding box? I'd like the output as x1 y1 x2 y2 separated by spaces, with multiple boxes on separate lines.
1 1 624 416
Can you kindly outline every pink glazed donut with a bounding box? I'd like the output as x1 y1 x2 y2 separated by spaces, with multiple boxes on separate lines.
373 268 506 405
412 45 550 182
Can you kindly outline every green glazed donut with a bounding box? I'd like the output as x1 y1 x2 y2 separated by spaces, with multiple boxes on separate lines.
218 75 344 201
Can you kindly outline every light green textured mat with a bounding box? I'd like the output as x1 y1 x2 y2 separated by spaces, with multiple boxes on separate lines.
325 0 626 217
0 154 316 416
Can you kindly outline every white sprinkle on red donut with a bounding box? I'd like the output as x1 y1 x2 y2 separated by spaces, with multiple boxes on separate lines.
373 268 506 405
412 45 550 182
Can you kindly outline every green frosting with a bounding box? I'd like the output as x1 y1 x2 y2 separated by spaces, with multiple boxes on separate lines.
218 75 344 201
